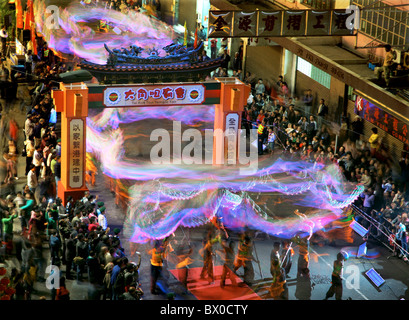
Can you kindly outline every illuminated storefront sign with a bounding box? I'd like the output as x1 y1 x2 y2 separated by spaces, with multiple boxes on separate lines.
208 9 355 38
355 96 408 145
69 118 84 188
103 84 206 107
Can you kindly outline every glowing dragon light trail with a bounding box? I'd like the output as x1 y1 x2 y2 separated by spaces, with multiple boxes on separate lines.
38 0 364 242
84 105 365 243
34 0 176 64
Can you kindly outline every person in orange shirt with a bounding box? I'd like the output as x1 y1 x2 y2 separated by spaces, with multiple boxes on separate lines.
148 240 166 295
256 109 266 124
85 153 97 186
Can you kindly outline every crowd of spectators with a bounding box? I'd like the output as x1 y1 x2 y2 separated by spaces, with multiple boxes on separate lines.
0 39 143 301
0 188 144 300
240 73 409 260
1 29 409 301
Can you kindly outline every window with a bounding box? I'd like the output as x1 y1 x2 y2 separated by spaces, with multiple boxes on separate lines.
297 57 311 77
297 57 331 89
353 0 408 47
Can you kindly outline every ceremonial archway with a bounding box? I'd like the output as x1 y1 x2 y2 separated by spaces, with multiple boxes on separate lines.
52 78 250 204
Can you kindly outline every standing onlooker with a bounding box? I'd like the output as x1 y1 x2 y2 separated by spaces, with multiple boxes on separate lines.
25 50 33 80
267 128 276 155
98 207 108 231
255 79 265 96
24 115 35 141
24 138 35 176
362 187 375 228
210 38 217 59
351 115 364 142
3 154 15 184
302 89 313 117
368 127 380 158
399 156 409 198
33 145 43 178
64 232 77 280
375 44 394 87
2 210 18 243
232 52 242 73
0 25 8 57
220 48 231 73
75 233 89 281
306 116 317 140
111 257 127 299
27 164 38 194
316 98 328 131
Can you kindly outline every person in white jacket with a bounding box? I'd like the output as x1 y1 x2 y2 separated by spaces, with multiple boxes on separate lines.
27 164 38 194
98 207 108 231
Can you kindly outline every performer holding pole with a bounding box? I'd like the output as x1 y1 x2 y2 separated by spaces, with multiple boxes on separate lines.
199 228 220 284
233 233 258 286
324 252 346 300
220 238 237 288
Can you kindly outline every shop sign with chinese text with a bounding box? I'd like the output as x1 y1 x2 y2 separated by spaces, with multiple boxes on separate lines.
103 84 206 107
355 96 409 145
208 9 355 38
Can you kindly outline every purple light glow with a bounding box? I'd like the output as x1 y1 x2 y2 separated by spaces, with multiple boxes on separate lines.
34 0 176 64
86 106 364 243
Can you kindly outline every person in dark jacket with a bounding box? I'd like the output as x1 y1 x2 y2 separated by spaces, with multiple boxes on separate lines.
220 49 231 72
49 230 61 265
65 232 77 280
75 233 89 281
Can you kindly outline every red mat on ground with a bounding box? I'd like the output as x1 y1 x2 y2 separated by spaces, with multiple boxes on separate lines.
170 265 261 300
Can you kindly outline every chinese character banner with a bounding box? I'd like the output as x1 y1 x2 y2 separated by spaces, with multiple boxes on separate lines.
306 11 331 36
258 11 282 37
232 11 257 37
207 10 357 37
331 10 355 35
208 11 233 38
103 84 206 107
282 11 307 36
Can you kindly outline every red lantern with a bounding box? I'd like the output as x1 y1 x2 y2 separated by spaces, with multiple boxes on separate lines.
0 294 11 300
0 268 6 276
0 278 10 286
0 284 6 292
